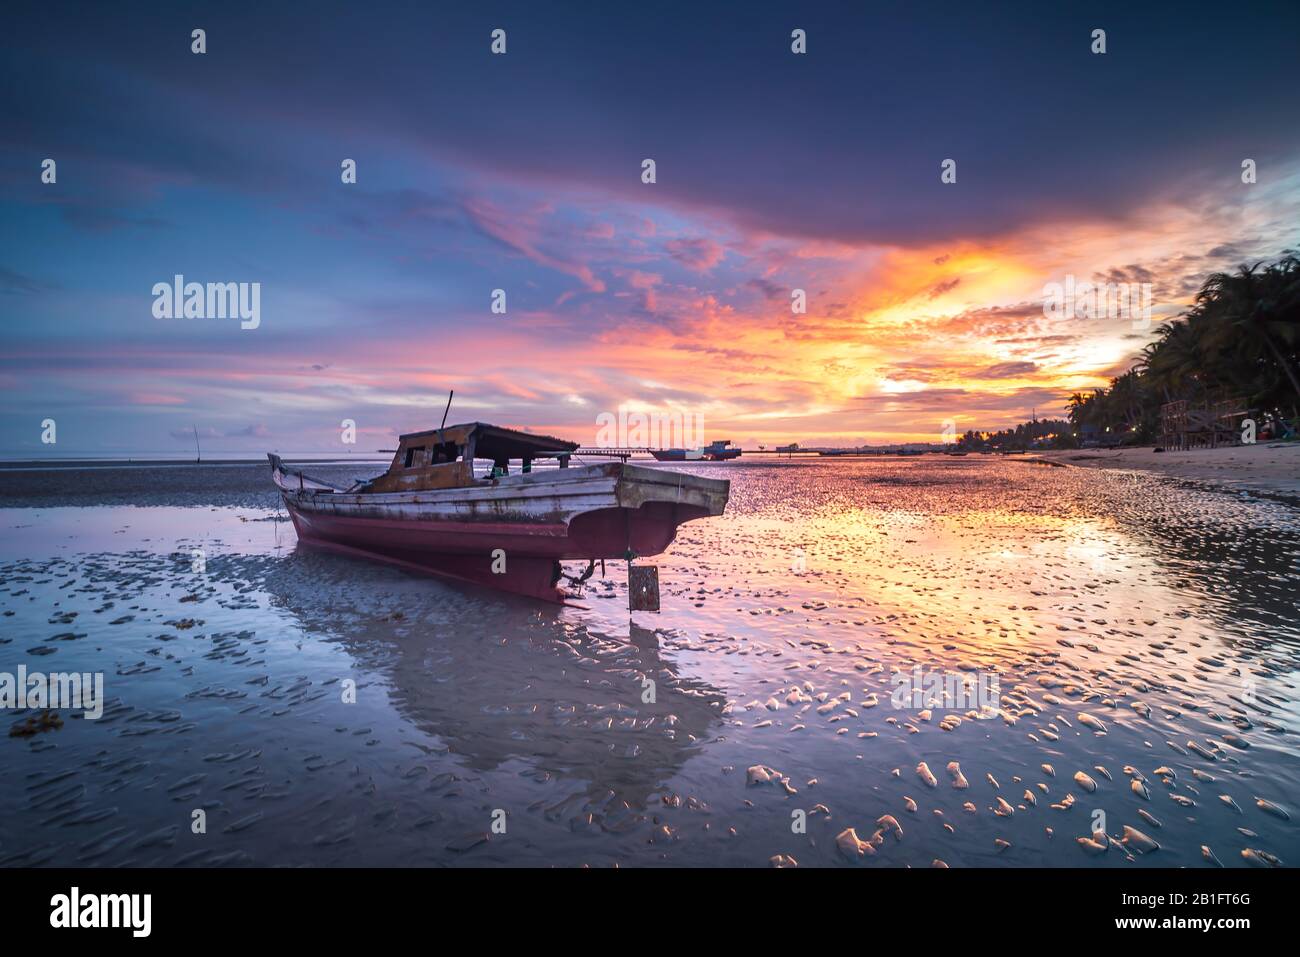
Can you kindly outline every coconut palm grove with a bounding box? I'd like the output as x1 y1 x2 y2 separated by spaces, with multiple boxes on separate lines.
957 255 1300 451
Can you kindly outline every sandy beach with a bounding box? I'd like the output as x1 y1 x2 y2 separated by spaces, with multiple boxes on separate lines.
1034 443 1300 498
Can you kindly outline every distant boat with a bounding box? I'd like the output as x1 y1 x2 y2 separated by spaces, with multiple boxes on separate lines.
269 422 729 603
651 439 742 462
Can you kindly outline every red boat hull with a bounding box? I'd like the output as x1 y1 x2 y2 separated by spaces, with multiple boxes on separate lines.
284 500 713 601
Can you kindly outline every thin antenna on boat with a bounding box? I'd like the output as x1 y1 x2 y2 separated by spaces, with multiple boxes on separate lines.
192 425 201 464
440 390 454 430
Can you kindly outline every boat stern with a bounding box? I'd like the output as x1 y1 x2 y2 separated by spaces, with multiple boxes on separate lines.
564 463 729 560
614 463 729 516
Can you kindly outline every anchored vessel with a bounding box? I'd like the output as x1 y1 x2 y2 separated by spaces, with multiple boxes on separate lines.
650 439 742 462
268 422 729 603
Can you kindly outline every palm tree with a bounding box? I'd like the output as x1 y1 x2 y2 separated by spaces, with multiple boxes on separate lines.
1107 370 1148 432
1145 320 1207 402
1201 258 1300 411
1066 392 1090 428
1054 253 1298 445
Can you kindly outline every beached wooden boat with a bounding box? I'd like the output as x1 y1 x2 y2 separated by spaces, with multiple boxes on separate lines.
268 423 729 603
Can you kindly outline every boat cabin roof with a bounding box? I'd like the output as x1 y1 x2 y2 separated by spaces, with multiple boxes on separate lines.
396 422 578 462
361 423 579 494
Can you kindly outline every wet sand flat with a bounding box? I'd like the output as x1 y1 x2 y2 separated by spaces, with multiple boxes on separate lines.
1 457 1297 867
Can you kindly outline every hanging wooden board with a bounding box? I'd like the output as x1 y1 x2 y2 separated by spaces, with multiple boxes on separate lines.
628 565 660 612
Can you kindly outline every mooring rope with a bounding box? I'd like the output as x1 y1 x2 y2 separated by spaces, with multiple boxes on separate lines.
559 558 598 587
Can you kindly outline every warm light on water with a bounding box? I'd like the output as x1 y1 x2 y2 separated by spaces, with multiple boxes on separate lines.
1 457 1296 866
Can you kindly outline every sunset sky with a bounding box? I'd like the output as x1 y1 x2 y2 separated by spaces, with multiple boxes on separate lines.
3 1 1299 455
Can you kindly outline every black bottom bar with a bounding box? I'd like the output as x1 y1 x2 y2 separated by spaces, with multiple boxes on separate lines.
0 866 1279 942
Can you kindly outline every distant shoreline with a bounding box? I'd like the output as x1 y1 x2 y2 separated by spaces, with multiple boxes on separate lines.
5 448 1298 506
1032 443 1300 497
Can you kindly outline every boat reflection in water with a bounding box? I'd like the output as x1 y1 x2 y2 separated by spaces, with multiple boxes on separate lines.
257 550 728 853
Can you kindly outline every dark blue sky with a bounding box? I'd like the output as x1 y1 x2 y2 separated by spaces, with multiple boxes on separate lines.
2 0 1298 452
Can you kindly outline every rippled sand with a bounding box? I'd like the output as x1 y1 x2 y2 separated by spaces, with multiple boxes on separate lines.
1 456 1297 867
